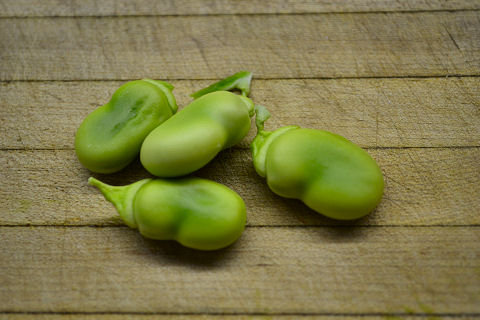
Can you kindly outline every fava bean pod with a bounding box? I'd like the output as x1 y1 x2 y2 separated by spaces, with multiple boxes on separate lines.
75 79 177 173
89 177 246 250
251 105 384 220
140 72 254 177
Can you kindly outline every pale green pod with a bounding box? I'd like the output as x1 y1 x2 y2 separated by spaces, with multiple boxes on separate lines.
75 79 177 173
140 72 254 177
251 105 384 220
89 177 246 250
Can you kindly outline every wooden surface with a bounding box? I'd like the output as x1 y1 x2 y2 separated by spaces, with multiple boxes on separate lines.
2 12 480 80
2 148 480 227
2 0 480 16
1 227 479 313
0 1 479 319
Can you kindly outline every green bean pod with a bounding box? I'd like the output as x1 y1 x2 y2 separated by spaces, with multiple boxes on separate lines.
140 72 254 177
251 105 384 220
89 177 246 250
75 80 177 173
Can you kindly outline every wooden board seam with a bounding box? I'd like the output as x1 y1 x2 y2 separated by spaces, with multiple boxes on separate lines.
1 8 480 19
1 311 480 317
1 75 480 82
1 225 479 228
2 146 479 151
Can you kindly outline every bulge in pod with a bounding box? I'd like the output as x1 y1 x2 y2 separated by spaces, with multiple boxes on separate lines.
75 79 177 173
88 177 246 250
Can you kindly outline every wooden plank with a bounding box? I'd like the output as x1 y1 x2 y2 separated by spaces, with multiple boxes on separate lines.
0 12 478 80
1 0 479 17
1 226 479 313
1 78 479 150
1 315 477 320
1 148 479 226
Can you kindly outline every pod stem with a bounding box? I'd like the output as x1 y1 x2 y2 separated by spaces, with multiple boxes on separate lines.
88 177 151 228
251 105 299 177
142 79 178 114
190 71 252 99
254 104 271 133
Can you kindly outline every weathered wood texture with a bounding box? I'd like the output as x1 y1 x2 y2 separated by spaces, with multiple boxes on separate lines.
1 0 479 17
1 227 479 313
1 0 479 318
2 78 479 150
1 148 479 226
1 12 479 80
1 316 478 320
0 316 480 320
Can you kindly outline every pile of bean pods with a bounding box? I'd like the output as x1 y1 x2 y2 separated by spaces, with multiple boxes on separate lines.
76 72 384 250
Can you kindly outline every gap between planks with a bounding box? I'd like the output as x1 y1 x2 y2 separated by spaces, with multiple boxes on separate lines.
1 311 480 317
1 0 479 18
2 75 480 83
2 146 479 151
1 225 480 228
1 9 480 19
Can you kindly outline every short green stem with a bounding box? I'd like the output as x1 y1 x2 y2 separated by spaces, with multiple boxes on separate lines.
251 105 299 177
88 177 151 228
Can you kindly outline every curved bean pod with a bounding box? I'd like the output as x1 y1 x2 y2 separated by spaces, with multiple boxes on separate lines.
251 105 384 220
75 79 177 173
89 177 246 250
140 72 254 177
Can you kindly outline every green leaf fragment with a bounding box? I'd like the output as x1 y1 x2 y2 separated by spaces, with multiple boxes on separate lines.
190 71 252 99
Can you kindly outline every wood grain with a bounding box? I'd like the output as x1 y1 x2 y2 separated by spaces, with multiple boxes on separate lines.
1 0 479 17
2 77 479 150
1 226 479 313
1 316 477 320
0 0 480 17
1 148 479 226
1 1 479 317
1 12 478 80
